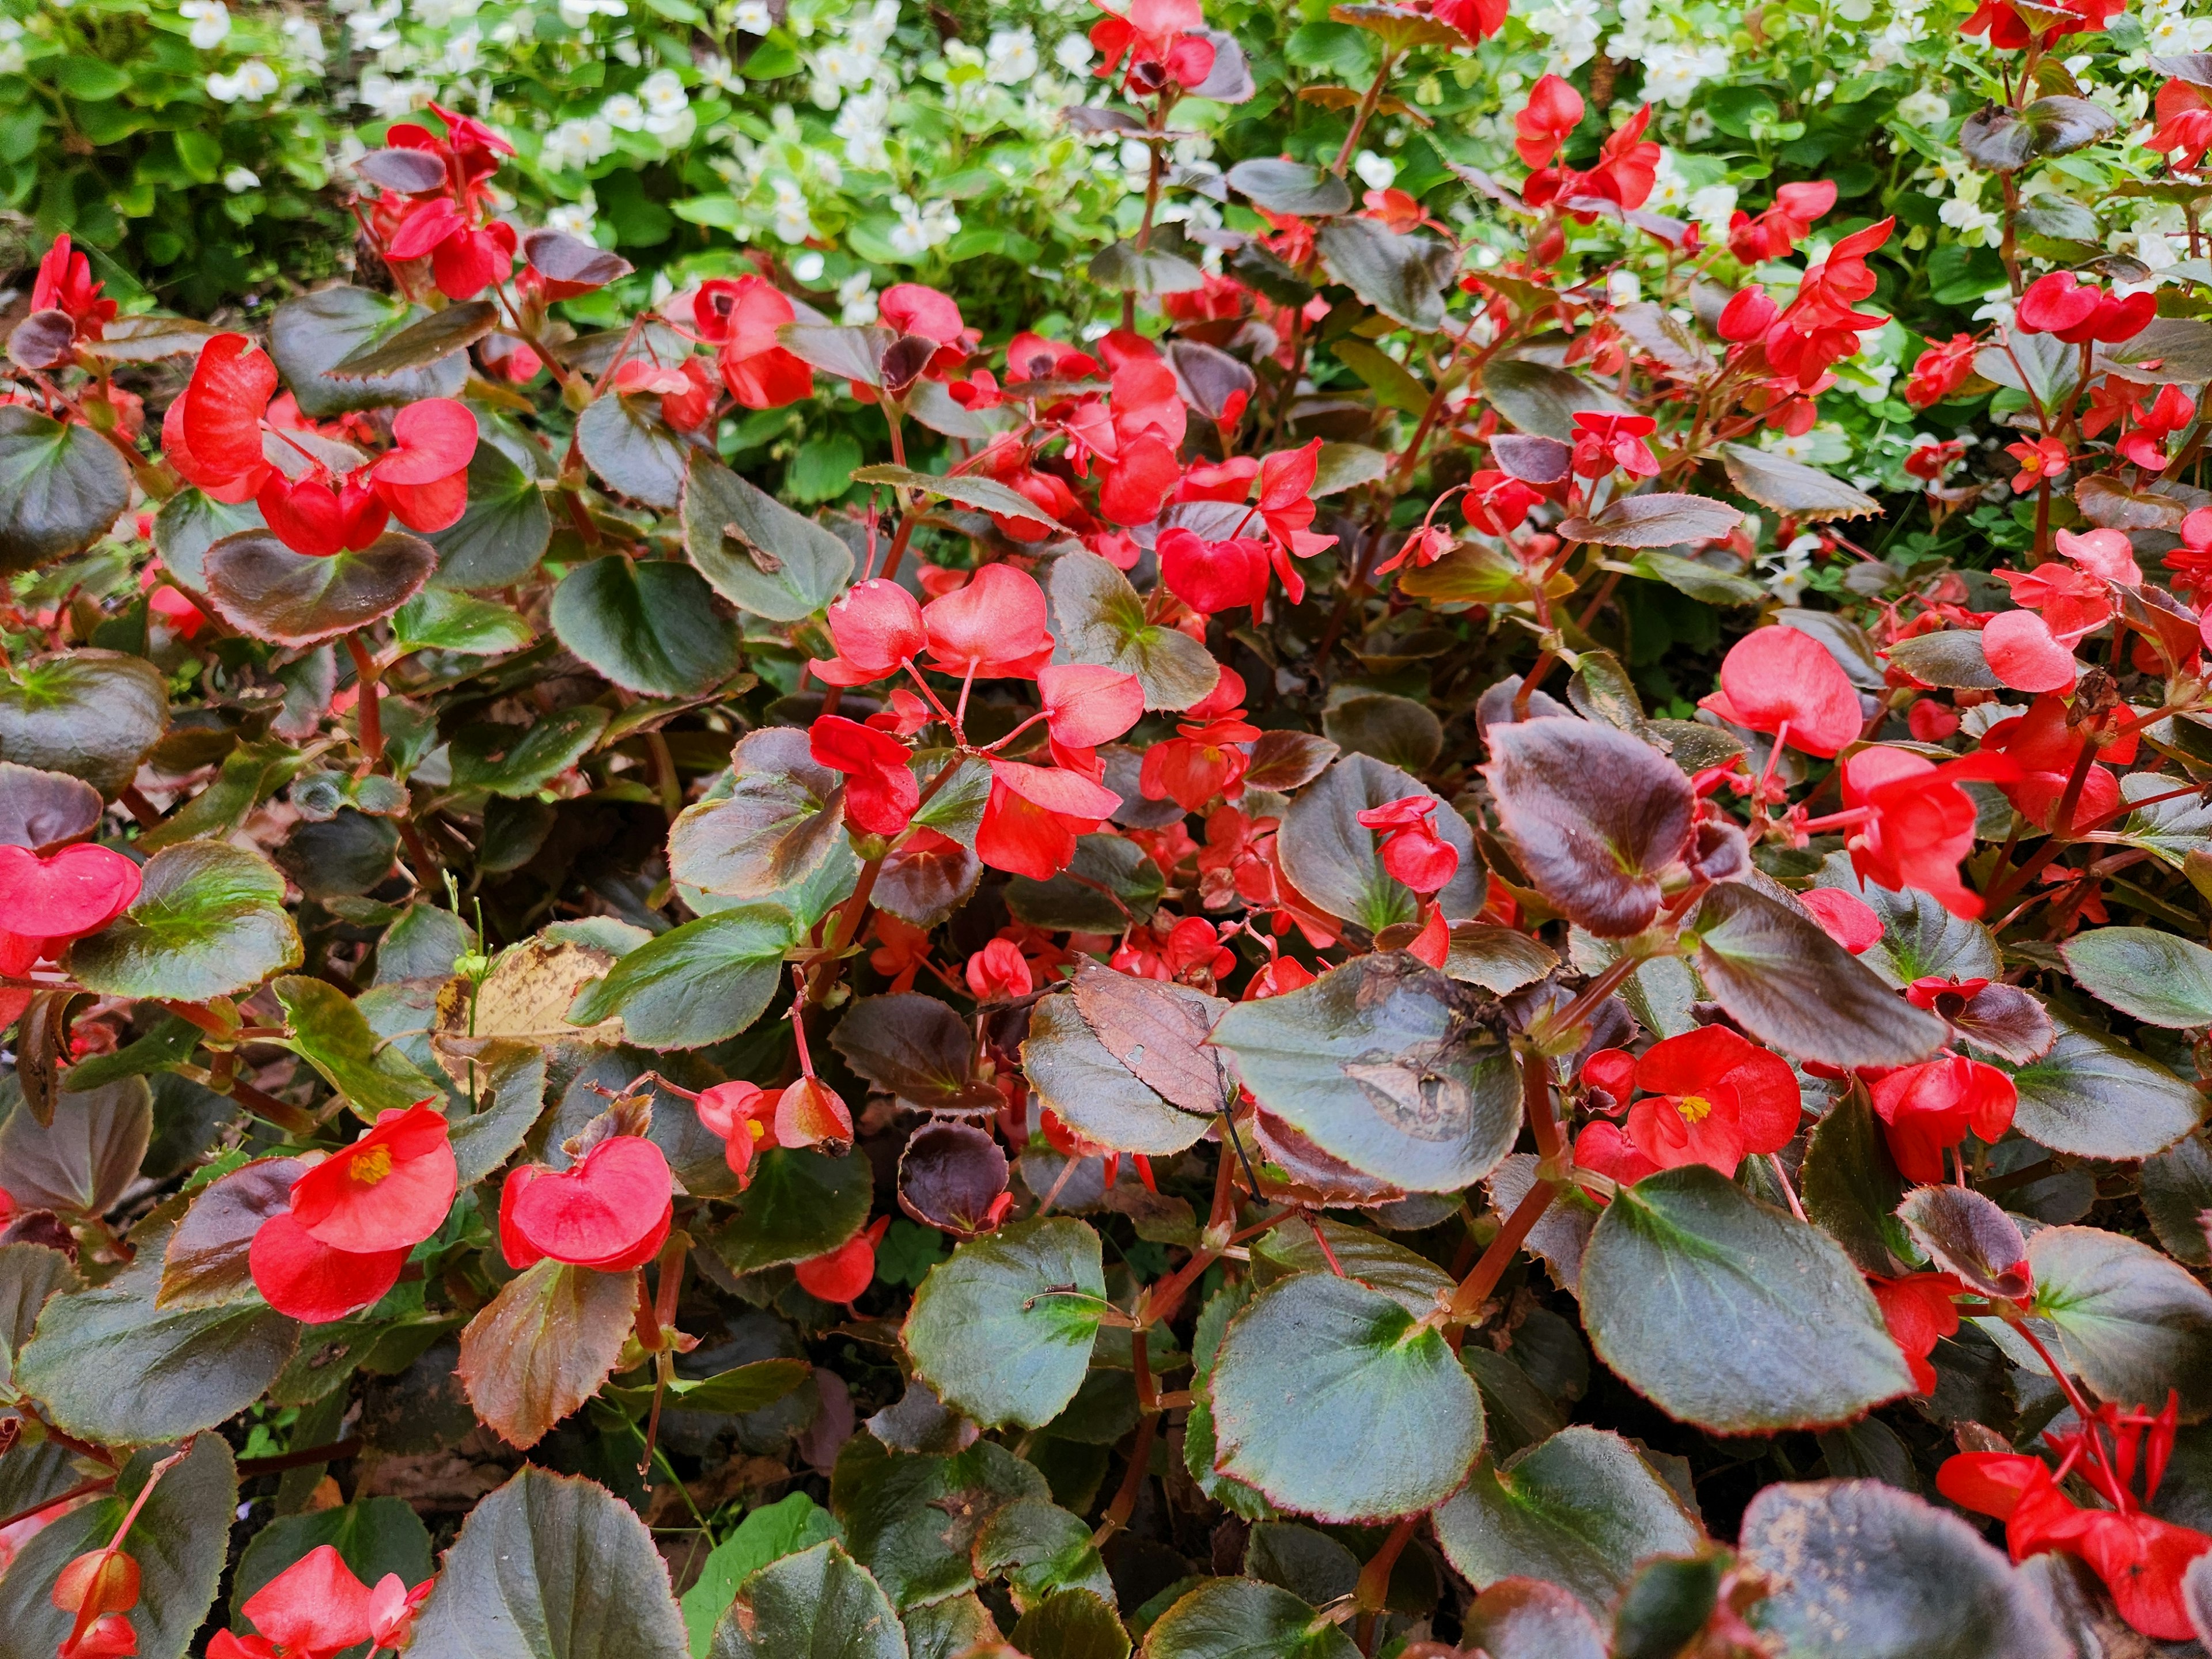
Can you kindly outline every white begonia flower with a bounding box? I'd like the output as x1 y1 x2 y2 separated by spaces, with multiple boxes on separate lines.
835 87 891 167
1524 0 1603 73
207 57 278 101
734 0 772 30
698 53 738 92
602 92 646 130
1353 149 1395 190
1681 108 1715 143
886 192 956 257
770 175 815 243
1646 150 1691 210
543 115 615 169
1053 31 1093 72
355 70 423 118
545 194 597 236
179 0 231 50
1642 41 1729 106
0 17 23 74
1688 183 1738 242
222 165 259 192
846 0 897 55
1896 89 1949 127
1606 269 1642 306
444 27 482 71
791 251 825 282
838 270 878 324
279 15 327 64
639 67 690 134
1759 532 1822 604
1938 194 2001 246
985 25 1037 82
558 0 625 26
412 0 480 27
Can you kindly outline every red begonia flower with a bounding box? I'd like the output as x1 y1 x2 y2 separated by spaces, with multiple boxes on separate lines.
1864 1052 2016 1183
774 1075 855 1150
1099 433 1184 525
31 235 117 339
796 1215 891 1305
1980 609 2080 693
1798 887 1883 954
977 762 1122 880
1513 74 1584 166
1619 1024 1801 1179
1834 746 2018 916
1717 286 1778 342
922 564 1054 680
1569 411 1660 480
287 1101 457 1253
1980 692 2134 831
1700 625 1865 756
174 334 278 498
966 937 1035 1000
695 1080 774 1183
1992 562 2111 646
2016 271 2154 344
2054 525 2142 586
810 714 919 837
1868 1270 1962 1394
1905 333 1980 407
256 473 392 559
499 1134 673 1271
1573 1119 1661 1188
1037 664 1144 748
248 1210 410 1324
239 1546 376 1657
697 277 815 409
366 398 478 535
1355 796 1460 893
810 578 927 686
0 843 141 975
879 283 964 346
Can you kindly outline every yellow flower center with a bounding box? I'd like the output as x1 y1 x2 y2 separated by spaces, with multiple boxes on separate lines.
1676 1094 1715 1125
350 1145 394 1185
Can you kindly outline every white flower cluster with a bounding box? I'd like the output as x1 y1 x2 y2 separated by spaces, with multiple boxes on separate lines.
207 56 278 102
887 191 957 256
1521 0 1604 74
0 17 22 76
179 0 229 50
1607 0 1728 105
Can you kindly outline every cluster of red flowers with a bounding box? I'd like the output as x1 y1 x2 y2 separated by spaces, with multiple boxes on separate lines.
211 1544 431 1658
168 336 478 558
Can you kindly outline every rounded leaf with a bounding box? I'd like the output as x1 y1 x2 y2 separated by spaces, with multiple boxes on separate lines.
203 529 437 647
903 1217 1106 1429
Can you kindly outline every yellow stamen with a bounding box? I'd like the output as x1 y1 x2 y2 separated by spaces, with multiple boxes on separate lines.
350 1145 394 1185
1676 1094 1715 1125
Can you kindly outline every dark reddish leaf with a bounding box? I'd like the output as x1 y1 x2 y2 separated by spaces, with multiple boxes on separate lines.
159 1157 303 1309
1068 959 1236 1118
521 229 634 291
1896 1184 2032 1300
898 1123 1010 1238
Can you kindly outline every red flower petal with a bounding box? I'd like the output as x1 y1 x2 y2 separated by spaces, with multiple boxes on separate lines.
0 843 140 941
241 1546 375 1656
505 1135 673 1268
1038 664 1145 748
286 1101 456 1253
1981 609 2080 693
249 1210 408 1323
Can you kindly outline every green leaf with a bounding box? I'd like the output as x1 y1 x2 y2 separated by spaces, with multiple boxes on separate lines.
1049 551 1220 711
1020 993 1215 1157
1800 1089 1910 1277
1088 238 1206 296
1006 834 1165 931
2143 1131 2212 1267
1320 694 1443 772
669 728 847 900
1432 1428 1704 1615
1738 1480 2069 1659
69 840 303 1002
1009 1589 1129 1659
431 441 553 592
683 450 854 621
328 298 498 378
2060 926 2212 1027
1463 1580 1606 1659
711 1148 874 1275
447 1040 551 1187
831 994 1001 1114
450 706 609 800
1249 1218 1453 1316
0 1437 236 1659
1211 954 1520 1193
681 1493 841 1657
1277 755 1483 932
1139 1578 1357 1659
708 1540 906 1659
2007 1013 2201 1160
1626 550 1764 605
0 406 131 574
1720 444 1881 521
903 1217 1106 1429
1315 219 1454 330
268 286 469 419
153 489 262 591
551 555 740 698
851 465 1065 529
1330 339 1429 416
0 1243 77 1388
393 588 535 656
563 903 793 1049
578 394 696 509
1207 1270 1482 1522
274 975 443 1117
0 1075 150 1215
1579 1166 1913 1434
2027 1224 2212 1416
1479 359 1634 442
0 649 168 797
606 1357 812 1416
1225 158 1354 215
1690 884 1948 1070
830 1435 1050 1609
1609 1558 1722 1659
1960 95 2116 170
17 1227 298 1444
456 1257 638 1450
407 1465 690 1657
204 529 437 647
232 1498 434 1630
972 1500 1115 1612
